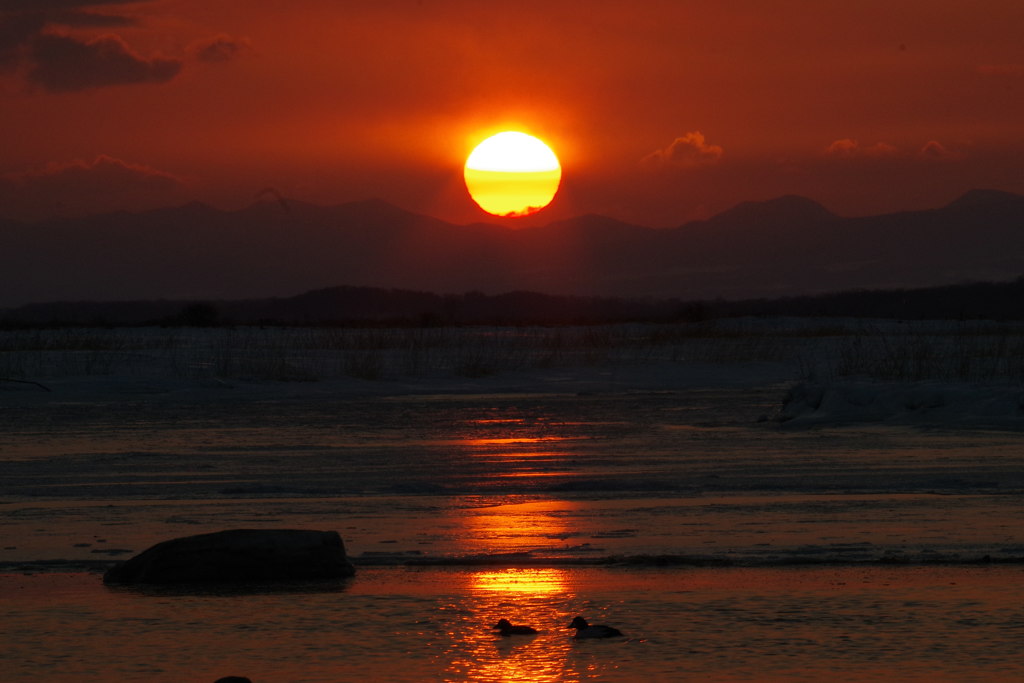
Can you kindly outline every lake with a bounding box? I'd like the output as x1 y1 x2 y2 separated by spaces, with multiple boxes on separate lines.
2 323 1023 680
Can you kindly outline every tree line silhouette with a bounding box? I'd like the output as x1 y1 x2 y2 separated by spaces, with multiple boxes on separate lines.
2 277 1023 329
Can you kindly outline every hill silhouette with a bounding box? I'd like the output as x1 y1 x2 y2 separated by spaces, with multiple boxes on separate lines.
5 277 1024 327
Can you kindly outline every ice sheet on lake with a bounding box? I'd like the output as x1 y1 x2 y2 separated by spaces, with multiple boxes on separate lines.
780 380 1024 429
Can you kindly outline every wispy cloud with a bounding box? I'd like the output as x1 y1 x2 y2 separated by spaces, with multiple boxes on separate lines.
193 34 252 64
824 138 964 163
824 138 898 159
919 140 962 161
642 132 724 168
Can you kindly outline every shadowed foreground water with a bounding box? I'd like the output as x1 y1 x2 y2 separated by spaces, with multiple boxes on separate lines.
2 566 1023 682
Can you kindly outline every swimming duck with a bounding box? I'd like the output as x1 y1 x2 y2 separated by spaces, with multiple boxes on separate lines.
493 618 539 636
569 616 623 638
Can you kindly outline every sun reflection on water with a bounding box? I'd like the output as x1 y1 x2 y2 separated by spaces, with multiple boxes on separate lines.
454 414 589 492
464 436 563 446
459 498 587 556
441 567 584 683
472 567 568 594
434 413 610 680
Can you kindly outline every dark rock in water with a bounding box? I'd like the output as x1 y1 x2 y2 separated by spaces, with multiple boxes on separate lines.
103 528 355 585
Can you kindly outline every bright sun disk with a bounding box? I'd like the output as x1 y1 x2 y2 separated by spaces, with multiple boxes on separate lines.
464 131 561 217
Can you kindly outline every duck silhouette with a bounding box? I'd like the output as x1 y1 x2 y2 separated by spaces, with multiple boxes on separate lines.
493 618 539 636
569 616 623 638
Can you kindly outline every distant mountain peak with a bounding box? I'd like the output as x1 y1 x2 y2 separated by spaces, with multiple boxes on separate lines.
709 194 837 226
236 196 430 226
945 188 1023 209
330 197 440 223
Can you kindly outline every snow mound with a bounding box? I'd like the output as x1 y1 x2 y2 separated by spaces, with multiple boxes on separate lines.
779 381 1024 429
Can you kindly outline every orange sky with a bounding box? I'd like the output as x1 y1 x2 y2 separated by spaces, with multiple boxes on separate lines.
1 0 1022 225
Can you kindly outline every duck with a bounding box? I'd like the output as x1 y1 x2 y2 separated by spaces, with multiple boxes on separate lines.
493 618 539 636
569 615 623 638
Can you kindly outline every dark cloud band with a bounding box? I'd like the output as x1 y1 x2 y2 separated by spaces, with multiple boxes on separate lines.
2 1 143 11
1 0 179 91
28 33 181 92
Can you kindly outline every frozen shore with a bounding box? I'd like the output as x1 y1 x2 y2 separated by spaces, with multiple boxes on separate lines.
3 316 1023 422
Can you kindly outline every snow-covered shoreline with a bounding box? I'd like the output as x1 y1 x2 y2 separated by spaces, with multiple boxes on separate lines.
4 317 1022 428
780 380 1024 429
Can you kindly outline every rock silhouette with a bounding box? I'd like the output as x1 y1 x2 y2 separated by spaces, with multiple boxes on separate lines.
103 528 355 585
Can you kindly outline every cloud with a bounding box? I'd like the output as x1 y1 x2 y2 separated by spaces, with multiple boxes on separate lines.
824 138 964 164
824 139 898 159
919 140 962 161
0 12 46 66
2 1 141 10
48 10 137 28
643 132 724 168
823 138 858 156
193 34 252 64
1 1 140 43
1 1 178 90
27 32 181 92
0 155 187 220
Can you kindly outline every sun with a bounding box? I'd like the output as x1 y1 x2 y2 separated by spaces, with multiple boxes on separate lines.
464 131 561 217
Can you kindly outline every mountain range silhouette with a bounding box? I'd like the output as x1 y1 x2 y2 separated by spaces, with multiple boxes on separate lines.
2 189 1022 309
